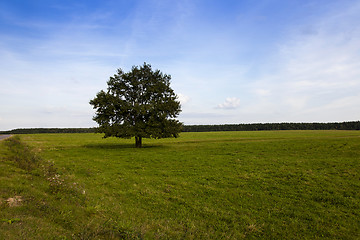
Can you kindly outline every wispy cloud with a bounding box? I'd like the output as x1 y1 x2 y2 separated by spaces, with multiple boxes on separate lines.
1 0 360 129
216 98 241 110
244 1 360 122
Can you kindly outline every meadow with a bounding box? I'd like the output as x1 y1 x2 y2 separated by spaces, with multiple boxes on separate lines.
1 131 360 239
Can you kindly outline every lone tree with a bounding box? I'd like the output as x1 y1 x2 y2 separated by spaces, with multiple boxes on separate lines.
90 63 182 148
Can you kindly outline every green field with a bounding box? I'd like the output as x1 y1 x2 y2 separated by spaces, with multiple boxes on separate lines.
1 131 360 239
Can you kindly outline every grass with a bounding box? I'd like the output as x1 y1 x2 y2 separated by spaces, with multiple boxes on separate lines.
1 131 360 239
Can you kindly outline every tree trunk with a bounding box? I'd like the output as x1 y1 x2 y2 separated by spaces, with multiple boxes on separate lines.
135 136 142 148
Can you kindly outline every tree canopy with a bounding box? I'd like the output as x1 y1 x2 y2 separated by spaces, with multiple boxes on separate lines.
89 63 182 147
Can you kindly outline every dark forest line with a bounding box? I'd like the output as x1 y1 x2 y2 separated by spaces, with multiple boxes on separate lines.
1 121 359 134
182 121 360 132
0 128 96 134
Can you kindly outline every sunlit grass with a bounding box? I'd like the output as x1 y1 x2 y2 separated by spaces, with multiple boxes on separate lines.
1 130 360 239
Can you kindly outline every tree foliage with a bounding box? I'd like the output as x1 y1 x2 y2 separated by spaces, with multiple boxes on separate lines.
89 63 182 147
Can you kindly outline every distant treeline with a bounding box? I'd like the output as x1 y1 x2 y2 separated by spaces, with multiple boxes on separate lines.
182 121 360 132
1 121 359 134
0 128 96 134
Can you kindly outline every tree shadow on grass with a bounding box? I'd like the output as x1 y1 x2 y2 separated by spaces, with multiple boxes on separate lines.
83 143 164 150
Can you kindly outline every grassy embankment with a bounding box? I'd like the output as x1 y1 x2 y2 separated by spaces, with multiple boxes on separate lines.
1 131 360 239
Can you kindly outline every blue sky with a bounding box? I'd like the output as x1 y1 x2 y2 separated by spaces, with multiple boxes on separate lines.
1 0 360 130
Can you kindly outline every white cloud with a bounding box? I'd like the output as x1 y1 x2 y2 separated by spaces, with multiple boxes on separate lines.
177 93 190 105
216 97 241 110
